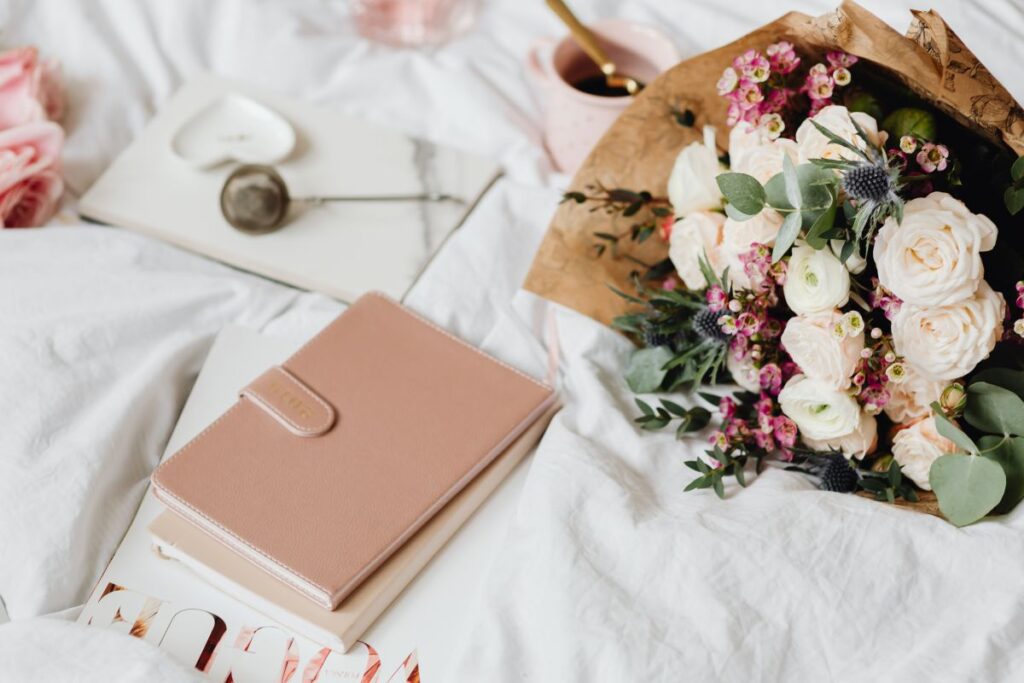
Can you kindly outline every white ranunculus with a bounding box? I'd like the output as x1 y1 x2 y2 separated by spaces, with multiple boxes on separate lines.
891 280 1005 381
778 374 861 442
803 410 878 460
781 309 864 389
729 123 799 185
668 210 725 290
884 364 948 423
795 104 880 163
782 242 850 315
830 239 866 274
892 416 958 490
720 209 782 289
726 353 761 393
668 125 724 218
873 192 998 306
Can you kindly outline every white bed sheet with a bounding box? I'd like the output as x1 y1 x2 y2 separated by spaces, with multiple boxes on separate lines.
2 0 1024 680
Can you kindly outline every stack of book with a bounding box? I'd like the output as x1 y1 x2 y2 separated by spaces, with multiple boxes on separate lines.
79 294 558 679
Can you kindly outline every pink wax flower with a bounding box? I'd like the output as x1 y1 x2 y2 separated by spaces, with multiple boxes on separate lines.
766 41 800 75
706 285 727 312
0 47 62 129
916 143 950 172
717 67 740 96
754 429 776 451
736 81 765 110
758 363 783 395
826 51 858 68
719 395 737 420
0 121 64 228
772 415 798 448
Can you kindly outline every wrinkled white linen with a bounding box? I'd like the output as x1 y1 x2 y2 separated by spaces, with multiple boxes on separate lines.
2 0 1024 680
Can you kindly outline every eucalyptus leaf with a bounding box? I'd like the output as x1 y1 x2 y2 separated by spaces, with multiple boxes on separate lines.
930 454 1006 527
772 211 802 263
805 196 837 249
979 435 1024 514
625 346 675 393
931 402 978 455
764 164 835 213
1004 186 1024 216
724 201 756 222
971 369 1024 401
716 173 766 216
782 154 802 210
964 382 1024 436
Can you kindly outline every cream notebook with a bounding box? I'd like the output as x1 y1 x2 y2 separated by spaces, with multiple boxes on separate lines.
79 73 501 301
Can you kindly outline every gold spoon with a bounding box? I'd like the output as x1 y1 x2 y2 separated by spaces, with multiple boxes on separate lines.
219 164 463 234
544 0 644 96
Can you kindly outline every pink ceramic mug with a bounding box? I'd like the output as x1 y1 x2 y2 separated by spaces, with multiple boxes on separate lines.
527 19 680 173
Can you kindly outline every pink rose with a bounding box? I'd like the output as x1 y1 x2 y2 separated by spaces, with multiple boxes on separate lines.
0 121 64 228
0 47 63 128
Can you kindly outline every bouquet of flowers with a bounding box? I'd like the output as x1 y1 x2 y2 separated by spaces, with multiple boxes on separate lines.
0 46 64 229
528 3 1024 526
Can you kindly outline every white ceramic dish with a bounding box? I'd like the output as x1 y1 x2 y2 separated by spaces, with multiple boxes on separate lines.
170 93 296 168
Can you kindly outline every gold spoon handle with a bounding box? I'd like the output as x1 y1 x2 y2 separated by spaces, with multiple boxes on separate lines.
544 0 615 76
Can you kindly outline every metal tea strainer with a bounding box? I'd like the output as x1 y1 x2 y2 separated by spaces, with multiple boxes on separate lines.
219 164 464 234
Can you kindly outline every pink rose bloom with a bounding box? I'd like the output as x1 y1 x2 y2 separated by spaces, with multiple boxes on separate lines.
0 121 64 228
0 47 63 128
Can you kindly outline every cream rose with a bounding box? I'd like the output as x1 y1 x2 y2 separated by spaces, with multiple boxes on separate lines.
726 353 761 393
781 309 863 389
782 242 850 315
892 416 958 490
667 125 724 218
891 280 1005 381
668 210 725 290
778 374 861 442
795 105 880 163
884 364 948 423
873 192 997 306
720 209 782 289
803 410 878 460
729 123 799 185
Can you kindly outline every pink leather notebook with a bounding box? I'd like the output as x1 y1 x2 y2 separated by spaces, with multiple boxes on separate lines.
152 292 556 610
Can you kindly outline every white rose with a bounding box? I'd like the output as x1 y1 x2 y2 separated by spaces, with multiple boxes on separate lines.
884 364 948 423
892 416 958 490
873 192 998 306
830 239 866 274
778 374 861 442
726 352 761 393
720 209 782 289
781 309 863 389
795 105 880 163
803 410 878 460
783 242 850 315
668 210 725 290
668 125 724 218
730 124 799 185
891 280 1005 381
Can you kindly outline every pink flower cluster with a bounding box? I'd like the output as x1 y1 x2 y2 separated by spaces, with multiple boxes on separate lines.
0 47 64 229
869 278 902 321
851 330 905 415
1010 280 1024 340
738 242 787 293
711 392 798 459
717 42 800 129
802 51 857 116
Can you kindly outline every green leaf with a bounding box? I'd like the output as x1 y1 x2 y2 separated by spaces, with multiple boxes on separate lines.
980 435 1024 513
931 402 979 455
782 153 802 209
772 211 802 263
809 120 871 161
971 369 1024 401
930 454 1006 527
805 196 837 249
1012 156 1024 183
660 399 687 417
635 398 654 416
625 347 675 393
724 201 755 222
839 240 856 264
1004 186 1024 216
964 382 1024 436
712 475 726 499
715 172 766 216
